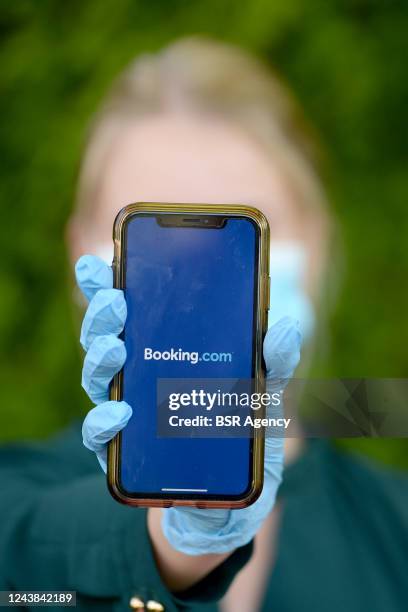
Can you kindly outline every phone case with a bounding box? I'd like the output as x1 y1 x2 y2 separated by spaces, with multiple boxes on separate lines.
107 202 270 508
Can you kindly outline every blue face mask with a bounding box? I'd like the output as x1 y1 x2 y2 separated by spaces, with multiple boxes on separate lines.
268 241 315 341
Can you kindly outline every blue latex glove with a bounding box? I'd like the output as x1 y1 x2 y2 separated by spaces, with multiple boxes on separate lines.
76 254 302 554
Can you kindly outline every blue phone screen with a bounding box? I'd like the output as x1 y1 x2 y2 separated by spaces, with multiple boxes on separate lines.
119 215 257 497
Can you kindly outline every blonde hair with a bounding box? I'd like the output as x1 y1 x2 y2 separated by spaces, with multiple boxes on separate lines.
76 36 333 297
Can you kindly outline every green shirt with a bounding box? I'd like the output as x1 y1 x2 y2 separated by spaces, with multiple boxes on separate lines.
1 425 407 611
267 440 408 611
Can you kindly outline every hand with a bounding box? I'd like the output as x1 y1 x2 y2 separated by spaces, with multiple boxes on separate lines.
75 254 131 472
76 254 301 555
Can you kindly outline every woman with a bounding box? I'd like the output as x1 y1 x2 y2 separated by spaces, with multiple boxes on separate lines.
1 38 407 612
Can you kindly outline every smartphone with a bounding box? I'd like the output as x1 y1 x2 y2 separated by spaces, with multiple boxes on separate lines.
108 203 270 508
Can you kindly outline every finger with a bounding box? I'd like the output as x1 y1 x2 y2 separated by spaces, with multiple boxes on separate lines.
75 255 113 302
82 335 126 404
82 400 132 472
263 316 302 386
80 288 127 351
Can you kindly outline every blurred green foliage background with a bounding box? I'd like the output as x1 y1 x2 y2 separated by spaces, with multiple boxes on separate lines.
0 1 407 466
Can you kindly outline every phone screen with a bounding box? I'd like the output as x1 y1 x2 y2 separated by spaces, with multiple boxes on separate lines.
119 214 259 499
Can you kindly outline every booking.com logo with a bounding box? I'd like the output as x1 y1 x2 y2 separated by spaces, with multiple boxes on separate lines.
144 347 232 365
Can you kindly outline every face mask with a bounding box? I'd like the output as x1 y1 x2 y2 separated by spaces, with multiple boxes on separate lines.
94 243 114 265
92 240 315 340
268 241 315 341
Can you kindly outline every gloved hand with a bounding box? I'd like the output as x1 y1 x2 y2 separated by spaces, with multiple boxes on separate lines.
76 254 302 555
